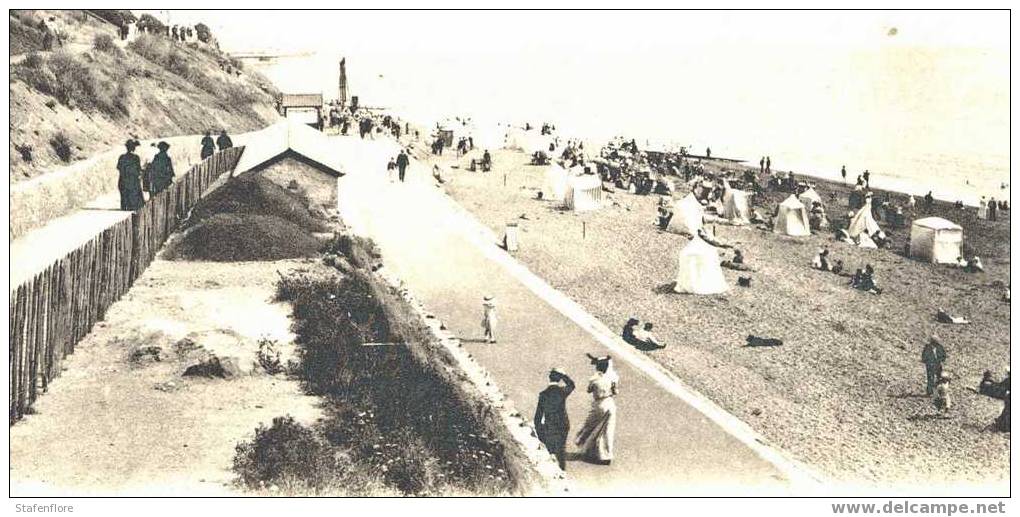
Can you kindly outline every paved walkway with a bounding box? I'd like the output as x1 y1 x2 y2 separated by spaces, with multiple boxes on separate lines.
336 138 811 495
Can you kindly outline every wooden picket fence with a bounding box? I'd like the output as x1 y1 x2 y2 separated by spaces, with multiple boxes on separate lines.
9 146 244 423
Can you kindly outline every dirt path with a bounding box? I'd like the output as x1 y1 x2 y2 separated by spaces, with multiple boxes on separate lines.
335 137 805 495
9 259 324 496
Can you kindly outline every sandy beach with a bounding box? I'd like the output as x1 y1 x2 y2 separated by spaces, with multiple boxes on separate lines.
432 147 1009 489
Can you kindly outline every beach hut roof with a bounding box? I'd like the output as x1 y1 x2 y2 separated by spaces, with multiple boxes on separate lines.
913 217 962 231
234 120 345 177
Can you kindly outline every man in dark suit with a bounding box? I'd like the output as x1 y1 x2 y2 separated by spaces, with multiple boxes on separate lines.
534 368 575 470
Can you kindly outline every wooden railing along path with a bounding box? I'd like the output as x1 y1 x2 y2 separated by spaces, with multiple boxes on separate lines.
9 146 244 423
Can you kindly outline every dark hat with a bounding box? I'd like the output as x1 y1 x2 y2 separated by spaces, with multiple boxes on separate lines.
125 139 139 149
157 141 170 151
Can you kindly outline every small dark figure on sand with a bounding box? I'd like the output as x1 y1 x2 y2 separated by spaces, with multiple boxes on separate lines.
921 336 948 396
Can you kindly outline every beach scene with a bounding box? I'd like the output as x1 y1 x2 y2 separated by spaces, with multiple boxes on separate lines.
7 8 1010 503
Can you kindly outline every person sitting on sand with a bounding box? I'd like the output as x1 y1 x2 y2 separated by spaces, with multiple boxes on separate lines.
657 205 674 230
697 228 734 249
632 322 665 350
812 248 831 271
936 308 970 325
835 228 855 244
955 256 968 269
871 230 890 249
977 370 1010 400
722 249 753 271
852 264 882 294
622 318 640 345
831 259 844 275
964 256 985 273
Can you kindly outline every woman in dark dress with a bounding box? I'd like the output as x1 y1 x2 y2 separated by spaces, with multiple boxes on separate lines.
149 141 175 195
116 139 144 211
200 131 215 159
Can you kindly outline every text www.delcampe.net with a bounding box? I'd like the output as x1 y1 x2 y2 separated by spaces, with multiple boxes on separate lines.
832 501 1007 516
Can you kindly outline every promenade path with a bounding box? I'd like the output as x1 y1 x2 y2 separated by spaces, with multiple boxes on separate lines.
336 136 819 495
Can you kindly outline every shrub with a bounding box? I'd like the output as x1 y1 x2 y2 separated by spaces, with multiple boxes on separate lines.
256 337 284 375
194 22 213 43
12 51 129 118
232 416 337 493
92 33 119 54
49 132 73 162
15 144 33 163
22 53 43 69
136 13 166 35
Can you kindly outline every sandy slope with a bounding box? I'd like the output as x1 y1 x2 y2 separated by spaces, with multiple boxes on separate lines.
9 259 324 496
435 148 1010 493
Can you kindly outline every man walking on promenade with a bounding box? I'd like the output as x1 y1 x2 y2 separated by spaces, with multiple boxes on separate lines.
922 336 948 396
396 150 410 182
534 368 575 470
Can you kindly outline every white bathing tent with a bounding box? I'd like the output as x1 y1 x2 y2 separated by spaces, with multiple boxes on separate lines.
670 193 704 235
565 174 603 212
773 195 811 236
910 217 963 264
847 198 881 238
721 188 752 225
674 236 729 294
542 163 570 203
798 187 823 208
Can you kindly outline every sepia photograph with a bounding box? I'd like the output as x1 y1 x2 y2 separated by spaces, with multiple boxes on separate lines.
5 4 1011 510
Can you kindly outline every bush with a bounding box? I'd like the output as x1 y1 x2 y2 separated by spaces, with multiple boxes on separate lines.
15 144 33 163
12 51 129 118
194 22 213 43
22 52 43 69
256 337 284 375
49 132 73 162
233 416 340 493
92 33 119 54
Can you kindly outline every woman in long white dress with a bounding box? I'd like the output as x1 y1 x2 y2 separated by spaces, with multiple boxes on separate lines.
575 356 619 465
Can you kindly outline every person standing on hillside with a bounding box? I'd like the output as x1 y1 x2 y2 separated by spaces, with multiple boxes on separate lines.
148 141 175 196
534 368 575 471
396 150 410 182
216 129 233 151
200 131 215 160
921 336 948 396
760 156 765 174
117 139 144 211
765 156 771 175
841 165 847 183
988 197 998 221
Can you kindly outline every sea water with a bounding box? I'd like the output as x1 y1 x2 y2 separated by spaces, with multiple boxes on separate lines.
243 32 1008 206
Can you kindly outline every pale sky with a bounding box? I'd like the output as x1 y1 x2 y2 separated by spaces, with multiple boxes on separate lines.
141 10 1009 196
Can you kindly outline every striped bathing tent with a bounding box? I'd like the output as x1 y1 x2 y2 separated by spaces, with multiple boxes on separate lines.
565 174 604 212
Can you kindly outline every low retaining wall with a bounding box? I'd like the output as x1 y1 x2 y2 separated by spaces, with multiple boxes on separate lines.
368 265 571 495
9 147 244 423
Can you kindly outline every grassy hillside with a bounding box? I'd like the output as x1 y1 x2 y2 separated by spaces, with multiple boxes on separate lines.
9 10 280 183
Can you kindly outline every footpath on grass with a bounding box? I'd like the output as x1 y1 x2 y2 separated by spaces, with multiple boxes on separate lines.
335 135 818 495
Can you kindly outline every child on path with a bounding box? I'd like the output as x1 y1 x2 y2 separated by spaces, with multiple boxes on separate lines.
482 295 497 344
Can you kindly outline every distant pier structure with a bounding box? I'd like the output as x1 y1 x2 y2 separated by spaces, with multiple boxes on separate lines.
337 58 349 109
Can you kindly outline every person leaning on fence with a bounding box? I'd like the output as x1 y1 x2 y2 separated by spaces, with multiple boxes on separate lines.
200 131 215 160
117 139 145 211
216 129 233 151
148 141 175 196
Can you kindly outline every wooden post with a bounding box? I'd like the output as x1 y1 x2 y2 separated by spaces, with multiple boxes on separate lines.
583 221 586 239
